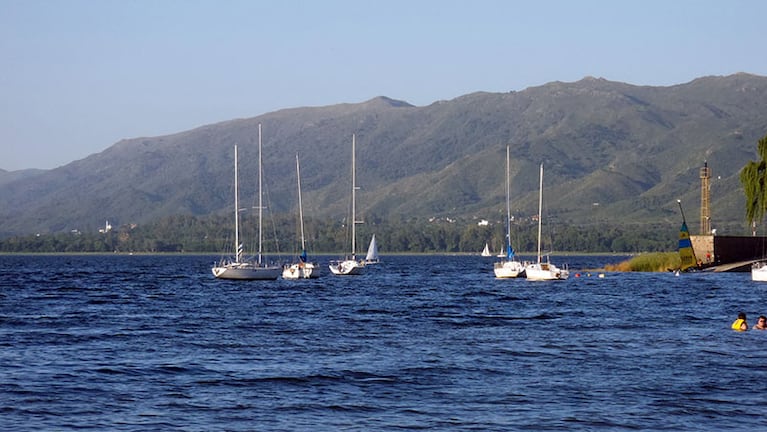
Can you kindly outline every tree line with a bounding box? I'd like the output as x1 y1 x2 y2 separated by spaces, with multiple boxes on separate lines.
0 213 678 254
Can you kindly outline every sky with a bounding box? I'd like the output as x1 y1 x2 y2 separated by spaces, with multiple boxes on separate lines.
2 0 766 171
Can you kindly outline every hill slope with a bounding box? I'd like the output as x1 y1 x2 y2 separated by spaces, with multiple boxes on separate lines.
1 73 766 236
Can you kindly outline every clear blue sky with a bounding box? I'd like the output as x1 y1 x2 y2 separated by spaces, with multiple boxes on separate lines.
2 0 766 170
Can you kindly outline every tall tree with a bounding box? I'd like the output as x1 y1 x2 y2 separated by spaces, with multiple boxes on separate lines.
740 133 767 226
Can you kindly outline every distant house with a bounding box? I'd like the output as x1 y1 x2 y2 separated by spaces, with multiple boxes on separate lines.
477 219 489 226
98 220 112 233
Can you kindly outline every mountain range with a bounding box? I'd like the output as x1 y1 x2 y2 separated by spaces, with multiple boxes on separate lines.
1 73 766 238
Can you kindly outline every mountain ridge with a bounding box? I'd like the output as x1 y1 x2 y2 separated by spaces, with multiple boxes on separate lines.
1 73 766 237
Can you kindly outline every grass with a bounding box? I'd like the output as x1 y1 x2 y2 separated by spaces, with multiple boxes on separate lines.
605 252 680 272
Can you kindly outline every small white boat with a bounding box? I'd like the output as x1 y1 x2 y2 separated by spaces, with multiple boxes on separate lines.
329 134 365 276
494 145 526 278
364 234 381 265
212 125 280 280
283 153 320 279
283 260 320 279
481 243 492 257
494 259 527 278
525 258 569 281
752 261 767 281
525 164 568 281
329 257 365 275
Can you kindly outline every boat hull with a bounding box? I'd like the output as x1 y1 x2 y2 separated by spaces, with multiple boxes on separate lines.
525 262 569 281
752 262 767 281
212 263 281 280
494 260 526 278
329 259 364 275
283 262 321 279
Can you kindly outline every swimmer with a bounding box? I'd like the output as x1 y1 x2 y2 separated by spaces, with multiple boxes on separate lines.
732 312 748 331
754 315 767 330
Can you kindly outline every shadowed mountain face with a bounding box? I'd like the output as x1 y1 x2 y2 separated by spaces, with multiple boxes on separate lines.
1 73 765 236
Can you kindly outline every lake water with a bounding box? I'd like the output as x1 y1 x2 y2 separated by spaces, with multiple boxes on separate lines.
1 254 766 431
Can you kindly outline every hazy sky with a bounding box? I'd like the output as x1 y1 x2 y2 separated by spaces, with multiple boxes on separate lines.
2 0 766 171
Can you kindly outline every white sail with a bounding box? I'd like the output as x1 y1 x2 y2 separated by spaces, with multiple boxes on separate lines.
365 234 380 264
481 243 491 257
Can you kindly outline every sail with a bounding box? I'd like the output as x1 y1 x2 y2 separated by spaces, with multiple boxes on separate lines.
678 221 697 270
366 235 379 262
481 243 491 257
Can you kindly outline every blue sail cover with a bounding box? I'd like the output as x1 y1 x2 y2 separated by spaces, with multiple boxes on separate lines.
300 250 308 263
506 244 515 259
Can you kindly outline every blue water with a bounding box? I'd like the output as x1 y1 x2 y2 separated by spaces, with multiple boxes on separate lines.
2 254 767 431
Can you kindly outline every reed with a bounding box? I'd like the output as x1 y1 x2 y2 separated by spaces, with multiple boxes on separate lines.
605 252 680 272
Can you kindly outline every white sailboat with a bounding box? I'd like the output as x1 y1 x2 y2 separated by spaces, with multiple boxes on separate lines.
283 153 320 279
525 164 569 281
494 145 526 278
212 124 281 280
329 134 365 276
751 216 767 280
364 234 380 265
481 243 492 257
752 261 767 281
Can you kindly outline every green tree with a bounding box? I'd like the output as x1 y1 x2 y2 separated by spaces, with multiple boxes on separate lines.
740 133 767 226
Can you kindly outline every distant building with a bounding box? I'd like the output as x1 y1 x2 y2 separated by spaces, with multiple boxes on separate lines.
98 220 112 233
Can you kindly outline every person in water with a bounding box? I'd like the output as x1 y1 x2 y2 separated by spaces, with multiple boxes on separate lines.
732 312 748 331
754 315 767 330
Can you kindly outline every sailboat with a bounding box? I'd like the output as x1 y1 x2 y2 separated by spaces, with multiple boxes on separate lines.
752 261 767 281
676 199 698 274
750 214 767 280
329 134 365 276
525 164 569 281
364 234 380 265
283 153 320 279
494 145 526 278
481 243 492 257
212 124 281 280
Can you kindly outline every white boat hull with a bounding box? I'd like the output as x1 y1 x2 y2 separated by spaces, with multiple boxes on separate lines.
329 259 364 275
525 262 569 281
494 260 526 278
283 262 321 279
752 262 767 281
212 262 281 280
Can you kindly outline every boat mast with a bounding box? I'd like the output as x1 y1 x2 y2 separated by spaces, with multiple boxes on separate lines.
296 153 306 253
258 123 263 266
537 164 543 264
505 145 511 259
351 134 357 259
234 144 240 263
